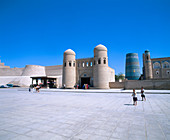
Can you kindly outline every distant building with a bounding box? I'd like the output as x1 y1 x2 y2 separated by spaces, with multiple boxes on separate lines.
143 50 170 80
62 44 115 89
110 50 170 89
125 53 140 80
0 44 115 89
0 62 62 88
118 74 125 82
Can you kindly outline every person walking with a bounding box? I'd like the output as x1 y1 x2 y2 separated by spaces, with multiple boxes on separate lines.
132 89 137 106
141 87 146 101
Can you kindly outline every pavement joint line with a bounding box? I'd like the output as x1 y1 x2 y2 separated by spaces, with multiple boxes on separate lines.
15 88 170 94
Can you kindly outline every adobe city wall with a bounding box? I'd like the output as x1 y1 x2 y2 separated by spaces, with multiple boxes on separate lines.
0 76 31 87
22 65 46 76
0 68 24 76
45 65 62 76
0 65 46 86
109 80 170 89
109 82 125 89
0 65 63 87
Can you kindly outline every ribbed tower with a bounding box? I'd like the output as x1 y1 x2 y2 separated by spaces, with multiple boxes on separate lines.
62 49 76 88
93 44 109 89
143 50 153 79
125 53 140 80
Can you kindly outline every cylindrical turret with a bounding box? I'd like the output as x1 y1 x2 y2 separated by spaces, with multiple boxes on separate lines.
125 53 140 80
19 65 46 87
62 49 76 88
22 65 46 76
93 44 109 89
143 50 153 79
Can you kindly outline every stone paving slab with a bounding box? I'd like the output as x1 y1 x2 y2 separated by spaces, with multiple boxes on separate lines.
0 89 170 140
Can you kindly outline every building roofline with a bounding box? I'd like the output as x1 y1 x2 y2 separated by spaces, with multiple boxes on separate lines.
108 66 115 71
45 65 63 67
151 57 170 60
76 57 93 60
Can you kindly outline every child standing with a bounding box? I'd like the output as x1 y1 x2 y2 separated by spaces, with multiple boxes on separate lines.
141 87 146 101
132 89 137 106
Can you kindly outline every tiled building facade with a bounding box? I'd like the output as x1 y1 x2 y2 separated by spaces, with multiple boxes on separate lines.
143 50 170 80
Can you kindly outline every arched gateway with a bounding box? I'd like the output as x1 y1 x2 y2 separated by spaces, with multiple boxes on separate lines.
62 44 115 89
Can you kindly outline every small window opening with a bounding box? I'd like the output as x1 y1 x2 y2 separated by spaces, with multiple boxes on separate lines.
103 58 106 64
98 58 101 64
86 62 88 67
146 56 149 60
69 61 71 67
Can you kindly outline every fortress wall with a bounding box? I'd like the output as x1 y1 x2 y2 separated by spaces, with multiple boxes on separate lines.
76 58 94 86
18 76 32 87
0 68 24 76
45 65 62 76
0 66 10 68
22 65 46 76
0 76 31 86
0 76 31 87
109 82 124 88
0 65 46 77
45 65 63 88
108 67 115 82
0 65 46 87
57 76 62 88
0 76 21 85
110 80 170 89
0 65 63 87
125 80 170 89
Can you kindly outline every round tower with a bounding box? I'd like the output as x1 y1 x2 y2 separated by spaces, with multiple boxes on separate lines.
144 50 153 79
22 65 46 76
19 65 46 87
62 49 76 88
93 44 109 89
125 53 140 80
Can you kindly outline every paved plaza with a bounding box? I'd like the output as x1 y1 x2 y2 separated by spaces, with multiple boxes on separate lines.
0 89 170 140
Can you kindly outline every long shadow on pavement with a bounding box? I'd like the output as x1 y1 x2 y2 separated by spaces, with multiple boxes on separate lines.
124 104 134 106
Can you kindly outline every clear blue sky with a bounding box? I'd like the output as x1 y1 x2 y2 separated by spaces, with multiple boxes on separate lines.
0 0 170 74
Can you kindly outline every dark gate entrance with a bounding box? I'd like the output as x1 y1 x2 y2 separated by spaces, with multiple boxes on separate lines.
81 77 90 88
